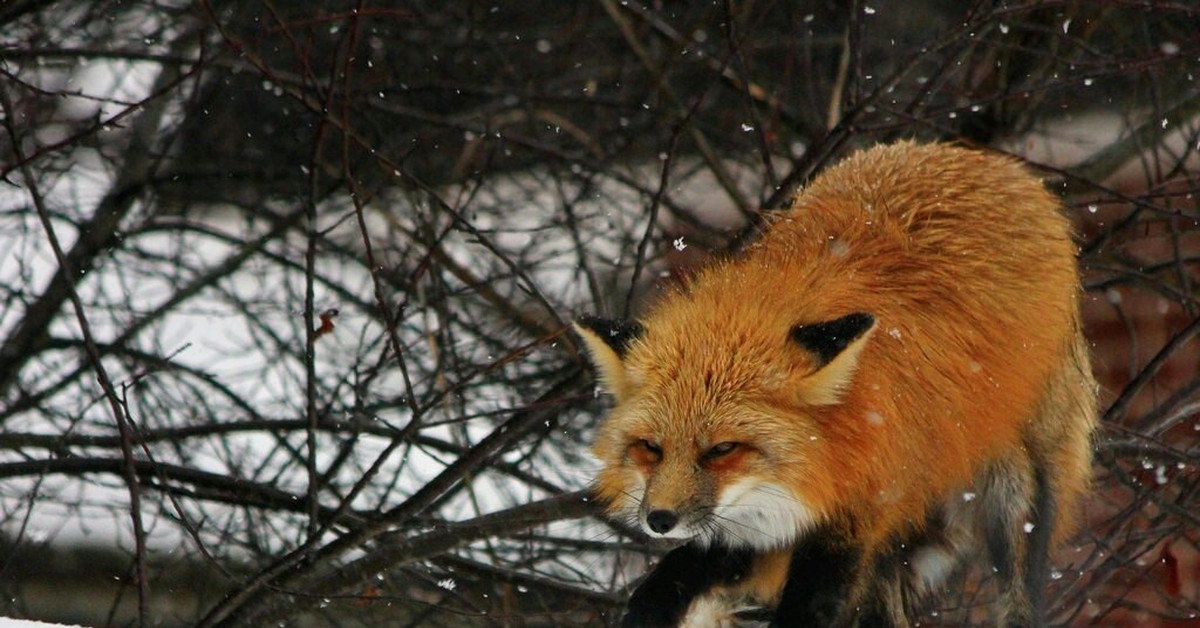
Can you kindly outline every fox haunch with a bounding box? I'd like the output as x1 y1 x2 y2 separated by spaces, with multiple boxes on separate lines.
575 142 1097 627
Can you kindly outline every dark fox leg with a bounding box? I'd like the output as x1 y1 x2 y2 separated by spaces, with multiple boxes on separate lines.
622 542 754 627
1006 330 1096 627
1023 467 1055 626
856 555 910 628
773 522 948 628
898 505 972 620
771 527 864 628
858 512 968 628
980 454 1055 628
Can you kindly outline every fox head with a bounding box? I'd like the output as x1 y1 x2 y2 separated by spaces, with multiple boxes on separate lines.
574 309 876 550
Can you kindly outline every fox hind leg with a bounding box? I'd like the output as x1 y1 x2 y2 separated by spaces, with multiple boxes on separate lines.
995 332 1097 627
979 452 1055 628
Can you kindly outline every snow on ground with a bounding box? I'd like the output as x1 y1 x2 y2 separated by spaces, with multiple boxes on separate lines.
0 619 87 628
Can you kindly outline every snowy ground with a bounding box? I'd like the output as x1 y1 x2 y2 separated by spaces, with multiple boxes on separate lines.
0 619 87 628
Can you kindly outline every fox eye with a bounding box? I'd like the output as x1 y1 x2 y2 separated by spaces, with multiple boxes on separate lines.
705 441 740 458
631 439 663 463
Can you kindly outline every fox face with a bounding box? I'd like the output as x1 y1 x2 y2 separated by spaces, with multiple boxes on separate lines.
600 406 814 549
575 311 876 550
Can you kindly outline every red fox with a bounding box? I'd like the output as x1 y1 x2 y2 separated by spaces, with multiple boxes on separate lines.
575 142 1097 627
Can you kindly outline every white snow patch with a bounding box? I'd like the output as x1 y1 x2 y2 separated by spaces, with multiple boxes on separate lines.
0 619 89 628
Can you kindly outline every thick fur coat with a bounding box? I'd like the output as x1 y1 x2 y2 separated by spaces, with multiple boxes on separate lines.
576 142 1097 627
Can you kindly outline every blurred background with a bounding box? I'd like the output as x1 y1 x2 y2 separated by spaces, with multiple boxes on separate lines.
0 1 1197 625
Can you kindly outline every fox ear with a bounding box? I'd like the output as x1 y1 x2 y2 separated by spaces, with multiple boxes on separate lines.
572 316 644 401
791 312 876 406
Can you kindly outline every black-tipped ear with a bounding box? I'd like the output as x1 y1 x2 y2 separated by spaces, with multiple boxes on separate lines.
575 315 644 357
790 313 876 367
790 312 876 406
572 316 645 401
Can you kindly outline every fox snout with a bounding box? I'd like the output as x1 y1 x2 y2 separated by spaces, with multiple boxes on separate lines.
634 475 814 549
637 489 710 540
638 501 713 541
645 509 679 534
635 459 717 539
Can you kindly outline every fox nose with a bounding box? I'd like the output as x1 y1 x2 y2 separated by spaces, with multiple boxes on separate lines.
645 509 678 534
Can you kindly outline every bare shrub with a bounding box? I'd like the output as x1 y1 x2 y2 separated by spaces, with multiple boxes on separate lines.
0 1 1196 625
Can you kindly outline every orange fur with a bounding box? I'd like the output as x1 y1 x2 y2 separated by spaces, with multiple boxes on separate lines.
579 142 1097 623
